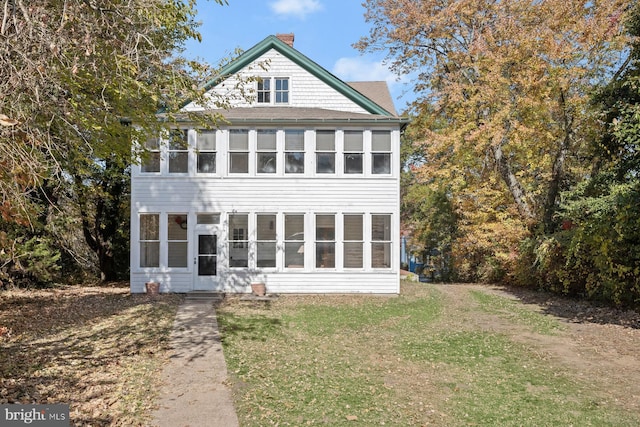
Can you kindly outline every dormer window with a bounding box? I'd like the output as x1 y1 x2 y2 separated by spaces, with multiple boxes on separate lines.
257 77 289 104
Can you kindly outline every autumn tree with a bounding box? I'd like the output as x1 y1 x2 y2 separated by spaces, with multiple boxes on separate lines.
0 0 229 282
520 3 640 305
358 0 632 280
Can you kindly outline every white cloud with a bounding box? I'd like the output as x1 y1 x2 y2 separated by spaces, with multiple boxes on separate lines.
269 0 323 19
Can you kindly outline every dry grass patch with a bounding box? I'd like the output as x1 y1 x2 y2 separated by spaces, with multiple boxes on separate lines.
0 284 182 426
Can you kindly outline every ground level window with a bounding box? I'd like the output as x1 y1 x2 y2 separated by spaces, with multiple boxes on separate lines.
372 214 392 268
316 214 335 268
344 214 363 268
285 214 304 268
168 214 188 267
256 214 276 267
197 213 221 224
139 214 159 268
229 214 248 267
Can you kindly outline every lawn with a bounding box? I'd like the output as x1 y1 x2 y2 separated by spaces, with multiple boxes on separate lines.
0 284 182 426
217 281 640 426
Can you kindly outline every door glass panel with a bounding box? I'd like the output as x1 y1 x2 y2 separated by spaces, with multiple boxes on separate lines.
198 235 217 276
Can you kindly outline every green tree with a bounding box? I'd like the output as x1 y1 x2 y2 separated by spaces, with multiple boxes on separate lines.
0 0 229 282
526 4 640 306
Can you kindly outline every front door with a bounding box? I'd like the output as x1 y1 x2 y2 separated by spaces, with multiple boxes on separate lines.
194 233 219 291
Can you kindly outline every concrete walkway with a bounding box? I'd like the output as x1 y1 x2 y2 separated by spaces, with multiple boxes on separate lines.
151 298 239 427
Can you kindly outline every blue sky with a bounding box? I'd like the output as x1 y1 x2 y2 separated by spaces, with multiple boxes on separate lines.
183 0 415 113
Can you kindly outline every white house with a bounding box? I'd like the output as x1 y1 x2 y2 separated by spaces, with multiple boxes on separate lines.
130 34 408 294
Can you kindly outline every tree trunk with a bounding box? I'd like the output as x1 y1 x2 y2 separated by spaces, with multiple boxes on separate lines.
491 141 536 222
543 89 572 233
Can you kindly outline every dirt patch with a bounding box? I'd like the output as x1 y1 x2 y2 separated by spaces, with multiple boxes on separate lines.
433 283 640 413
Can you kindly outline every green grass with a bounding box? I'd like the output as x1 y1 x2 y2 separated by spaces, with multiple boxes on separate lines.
218 283 640 426
469 289 564 335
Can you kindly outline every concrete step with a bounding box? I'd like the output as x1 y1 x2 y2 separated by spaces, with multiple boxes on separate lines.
185 292 225 301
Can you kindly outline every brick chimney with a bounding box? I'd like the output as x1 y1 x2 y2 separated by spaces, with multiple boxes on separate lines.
276 33 294 47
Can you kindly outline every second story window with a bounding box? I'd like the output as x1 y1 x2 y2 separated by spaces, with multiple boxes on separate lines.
285 130 304 174
372 131 392 174
257 129 277 174
316 130 335 174
197 130 216 174
168 129 188 173
141 137 160 173
344 130 363 174
229 129 249 174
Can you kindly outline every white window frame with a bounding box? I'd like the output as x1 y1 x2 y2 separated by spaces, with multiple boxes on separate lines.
371 130 392 175
256 77 290 105
196 130 217 174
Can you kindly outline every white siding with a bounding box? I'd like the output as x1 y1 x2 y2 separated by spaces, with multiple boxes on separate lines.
132 45 404 294
183 49 369 114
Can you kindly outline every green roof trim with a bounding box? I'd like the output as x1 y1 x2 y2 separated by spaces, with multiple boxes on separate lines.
200 35 395 116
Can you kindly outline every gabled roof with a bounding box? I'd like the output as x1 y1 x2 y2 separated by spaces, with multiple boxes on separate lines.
201 35 398 117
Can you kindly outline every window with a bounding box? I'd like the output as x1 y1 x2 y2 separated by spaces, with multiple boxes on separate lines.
229 129 249 173
168 214 188 268
256 214 276 267
344 130 363 174
275 78 289 103
316 130 335 174
285 130 304 174
257 77 289 104
141 137 160 173
344 214 363 268
372 131 392 174
229 214 248 267
197 130 216 173
168 129 188 173
197 213 221 224
257 129 277 174
139 214 159 268
316 214 335 268
284 214 304 268
372 214 392 268
257 78 271 103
